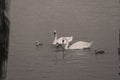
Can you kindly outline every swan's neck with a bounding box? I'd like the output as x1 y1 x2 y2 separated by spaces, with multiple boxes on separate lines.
53 33 57 44
65 41 69 49
54 34 57 41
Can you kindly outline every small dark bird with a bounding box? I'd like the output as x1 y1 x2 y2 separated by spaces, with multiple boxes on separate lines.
35 40 43 46
119 72 120 76
95 49 105 54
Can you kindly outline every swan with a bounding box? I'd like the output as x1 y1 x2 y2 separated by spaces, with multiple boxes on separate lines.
64 39 93 50
52 30 73 45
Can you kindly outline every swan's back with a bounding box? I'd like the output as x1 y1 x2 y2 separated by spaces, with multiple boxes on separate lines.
69 41 93 49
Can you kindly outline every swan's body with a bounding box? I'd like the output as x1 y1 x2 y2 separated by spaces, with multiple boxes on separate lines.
65 40 93 50
52 30 73 45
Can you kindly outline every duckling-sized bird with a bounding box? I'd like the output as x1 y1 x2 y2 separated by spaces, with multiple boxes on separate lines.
119 72 120 76
34 40 43 46
95 49 105 54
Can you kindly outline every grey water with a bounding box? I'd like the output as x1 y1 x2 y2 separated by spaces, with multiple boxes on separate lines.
7 0 120 80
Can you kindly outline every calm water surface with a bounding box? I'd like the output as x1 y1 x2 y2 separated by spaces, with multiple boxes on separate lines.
7 0 120 80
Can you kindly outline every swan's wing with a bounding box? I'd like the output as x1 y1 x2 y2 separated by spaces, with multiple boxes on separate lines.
79 41 93 47
69 41 85 49
69 41 92 49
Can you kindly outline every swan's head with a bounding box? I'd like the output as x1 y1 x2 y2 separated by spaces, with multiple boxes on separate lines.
53 30 57 36
54 30 56 34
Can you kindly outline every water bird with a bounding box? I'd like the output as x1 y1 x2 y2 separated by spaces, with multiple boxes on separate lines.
52 30 73 47
119 72 120 76
34 40 43 46
95 50 105 54
64 39 93 50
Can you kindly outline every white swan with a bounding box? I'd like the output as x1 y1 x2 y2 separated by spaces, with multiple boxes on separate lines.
52 30 73 45
64 40 93 50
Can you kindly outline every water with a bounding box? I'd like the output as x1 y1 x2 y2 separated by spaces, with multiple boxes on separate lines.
7 0 120 80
